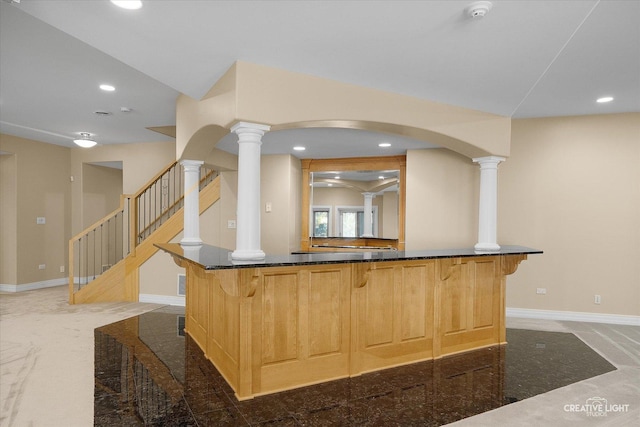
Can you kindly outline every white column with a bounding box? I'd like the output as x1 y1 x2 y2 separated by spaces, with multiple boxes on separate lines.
231 122 270 260
180 160 204 246
473 156 505 251
361 192 375 237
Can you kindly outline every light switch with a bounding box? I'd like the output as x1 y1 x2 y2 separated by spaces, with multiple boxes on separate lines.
36 217 46 224
227 220 236 229
265 202 272 213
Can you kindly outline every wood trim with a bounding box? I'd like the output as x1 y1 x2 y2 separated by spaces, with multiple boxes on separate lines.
301 156 406 251
72 260 128 303
136 169 218 240
131 160 177 200
182 252 527 399
68 237 74 303
70 193 131 242
70 176 221 304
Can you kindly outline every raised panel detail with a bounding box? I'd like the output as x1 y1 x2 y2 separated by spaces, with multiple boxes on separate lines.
473 261 496 329
442 265 466 335
262 273 298 364
309 270 343 357
401 264 432 341
365 267 395 347
187 264 208 348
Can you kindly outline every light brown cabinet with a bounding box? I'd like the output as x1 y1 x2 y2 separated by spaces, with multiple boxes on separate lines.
163 245 532 400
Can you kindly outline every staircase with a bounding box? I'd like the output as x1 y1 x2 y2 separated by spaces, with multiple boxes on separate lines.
68 161 220 304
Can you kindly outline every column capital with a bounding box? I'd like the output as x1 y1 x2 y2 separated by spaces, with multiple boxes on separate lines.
231 121 271 137
472 156 506 168
180 159 204 171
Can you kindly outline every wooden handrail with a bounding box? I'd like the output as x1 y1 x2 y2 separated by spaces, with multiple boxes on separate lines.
70 161 218 301
135 169 218 240
131 160 178 200
69 193 131 242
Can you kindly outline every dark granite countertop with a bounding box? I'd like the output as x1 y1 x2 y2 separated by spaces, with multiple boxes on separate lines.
155 243 542 271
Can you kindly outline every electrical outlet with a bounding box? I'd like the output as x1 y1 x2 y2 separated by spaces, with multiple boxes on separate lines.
36 217 46 224
227 220 236 229
38 264 46 270
594 294 601 304
60 265 65 273
536 288 547 295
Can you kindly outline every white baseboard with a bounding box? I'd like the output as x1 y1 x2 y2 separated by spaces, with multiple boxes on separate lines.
507 307 640 326
139 293 185 307
0 278 68 293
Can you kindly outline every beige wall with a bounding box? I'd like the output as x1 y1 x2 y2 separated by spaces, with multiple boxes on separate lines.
287 155 302 253
1 153 17 284
217 171 239 251
405 148 479 250
382 191 399 239
0 135 175 288
178 62 512 162
139 202 221 297
82 164 122 228
500 113 640 316
5 111 638 320
261 155 301 255
70 141 175 235
0 134 71 286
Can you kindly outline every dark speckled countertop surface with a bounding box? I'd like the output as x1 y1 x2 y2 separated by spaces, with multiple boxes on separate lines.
155 243 542 270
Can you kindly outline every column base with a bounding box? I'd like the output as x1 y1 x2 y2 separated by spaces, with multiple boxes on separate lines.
360 234 374 238
180 238 203 246
474 242 501 252
231 249 266 261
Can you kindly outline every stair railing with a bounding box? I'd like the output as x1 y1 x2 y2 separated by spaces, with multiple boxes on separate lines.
69 195 132 292
69 161 217 295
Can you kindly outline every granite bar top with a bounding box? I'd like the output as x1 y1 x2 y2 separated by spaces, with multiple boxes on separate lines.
155 243 542 271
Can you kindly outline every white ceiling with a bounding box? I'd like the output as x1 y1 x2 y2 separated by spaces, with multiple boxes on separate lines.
1 0 638 158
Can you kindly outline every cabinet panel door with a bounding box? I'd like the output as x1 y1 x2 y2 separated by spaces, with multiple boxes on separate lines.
354 261 435 374
440 257 502 356
262 272 299 364
256 265 351 395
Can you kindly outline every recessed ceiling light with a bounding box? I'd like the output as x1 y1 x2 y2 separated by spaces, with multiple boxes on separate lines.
334 176 340 179
596 96 613 103
328 183 333 187
378 176 385 180
111 0 142 10
99 84 115 92
73 132 97 148
378 143 391 148
293 146 306 151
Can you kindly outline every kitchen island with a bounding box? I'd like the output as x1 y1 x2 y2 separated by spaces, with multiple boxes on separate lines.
156 243 541 400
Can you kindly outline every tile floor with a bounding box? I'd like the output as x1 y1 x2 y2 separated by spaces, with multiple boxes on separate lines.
95 306 621 426
1 285 639 426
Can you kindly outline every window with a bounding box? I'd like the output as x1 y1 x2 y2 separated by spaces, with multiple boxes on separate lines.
337 206 378 237
312 207 331 237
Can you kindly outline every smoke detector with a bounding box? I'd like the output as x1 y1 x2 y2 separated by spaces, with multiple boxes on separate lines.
466 1 493 19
